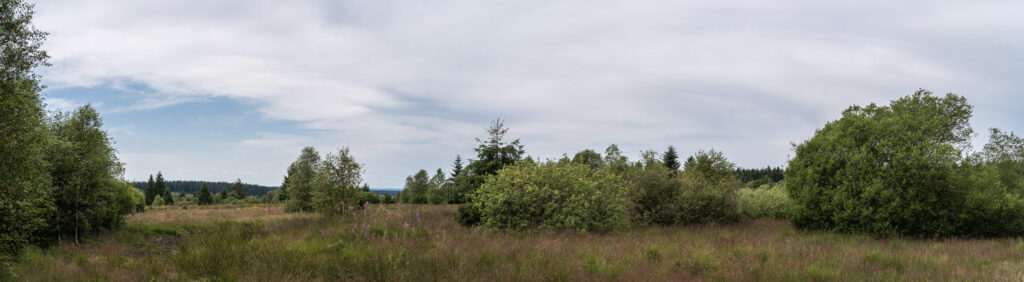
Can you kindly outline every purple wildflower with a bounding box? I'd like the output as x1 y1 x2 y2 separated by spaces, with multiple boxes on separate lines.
404 222 409 228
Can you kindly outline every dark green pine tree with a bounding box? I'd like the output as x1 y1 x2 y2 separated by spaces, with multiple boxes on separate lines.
663 146 680 173
197 182 212 205
155 172 173 205
232 178 247 200
218 189 228 201
144 174 156 205
451 155 463 180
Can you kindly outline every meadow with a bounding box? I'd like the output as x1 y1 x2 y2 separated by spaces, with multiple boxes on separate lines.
7 204 1024 281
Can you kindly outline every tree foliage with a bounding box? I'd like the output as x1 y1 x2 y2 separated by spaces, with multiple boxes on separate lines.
467 161 631 232
979 128 1024 194
572 149 604 170
197 182 213 205
0 0 52 256
154 172 172 205
152 195 165 206
231 178 247 200
45 105 127 243
787 90 1024 237
401 170 431 204
627 149 741 225
144 175 156 205
662 146 680 173
738 181 792 219
284 147 320 212
455 118 526 203
311 147 363 216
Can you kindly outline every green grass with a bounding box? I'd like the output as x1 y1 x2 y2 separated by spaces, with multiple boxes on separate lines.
8 204 1024 281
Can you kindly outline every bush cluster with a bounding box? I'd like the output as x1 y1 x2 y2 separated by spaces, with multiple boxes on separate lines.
627 149 741 226
457 147 746 231
787 90 1024 237
737 182 792 219
467 161 631 232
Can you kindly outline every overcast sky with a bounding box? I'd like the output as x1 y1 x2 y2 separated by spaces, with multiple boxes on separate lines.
32 0 1024 187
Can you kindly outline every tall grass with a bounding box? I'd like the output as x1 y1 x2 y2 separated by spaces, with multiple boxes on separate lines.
8 204 1024 281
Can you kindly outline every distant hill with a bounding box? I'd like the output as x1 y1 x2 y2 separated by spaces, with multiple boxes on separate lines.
132 180 277 197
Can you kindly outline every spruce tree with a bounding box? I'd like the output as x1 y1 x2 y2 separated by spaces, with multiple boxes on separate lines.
232 178 247 199
144 174 156 205
154 172 169 204
662 145 680 173
162 189 174 205
197 182 212 205
451 155 463 180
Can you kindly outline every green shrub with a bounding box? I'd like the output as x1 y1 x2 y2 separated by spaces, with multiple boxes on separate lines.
455 205 482 226
152 195 166 206
787 90 1024 237
677 149 741 224
625 164 683 225
467 161 630 232
358 191 381 205
626 149 741 225
738 182 792 219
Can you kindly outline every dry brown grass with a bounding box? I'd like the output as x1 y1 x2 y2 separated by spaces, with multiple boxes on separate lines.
129 204 315 225
9 204 1024 281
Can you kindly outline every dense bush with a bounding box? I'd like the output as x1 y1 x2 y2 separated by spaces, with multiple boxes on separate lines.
465 161 630 232
737 182 792 219
787 90 1024 237
625 164 684 225
676 150 741 225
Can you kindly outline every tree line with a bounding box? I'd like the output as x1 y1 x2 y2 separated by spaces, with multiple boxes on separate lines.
1 0 141 257
131 178 276 198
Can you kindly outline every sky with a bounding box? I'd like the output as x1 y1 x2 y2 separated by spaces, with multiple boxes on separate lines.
31 0 1024 187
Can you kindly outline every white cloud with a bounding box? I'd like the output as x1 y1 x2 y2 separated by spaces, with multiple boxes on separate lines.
32 0 1024 186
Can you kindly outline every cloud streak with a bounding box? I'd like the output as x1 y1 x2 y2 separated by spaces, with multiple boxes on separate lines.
32 0 1024 186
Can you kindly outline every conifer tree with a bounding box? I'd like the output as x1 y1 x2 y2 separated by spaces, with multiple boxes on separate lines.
663 145 680 173
197 182 212 205
162 189 174 205
451 155 463 180
154 172 171 205
232 178 247 199
144 174 156 205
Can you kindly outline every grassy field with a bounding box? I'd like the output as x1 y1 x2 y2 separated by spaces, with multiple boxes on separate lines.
6 204 1024 281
